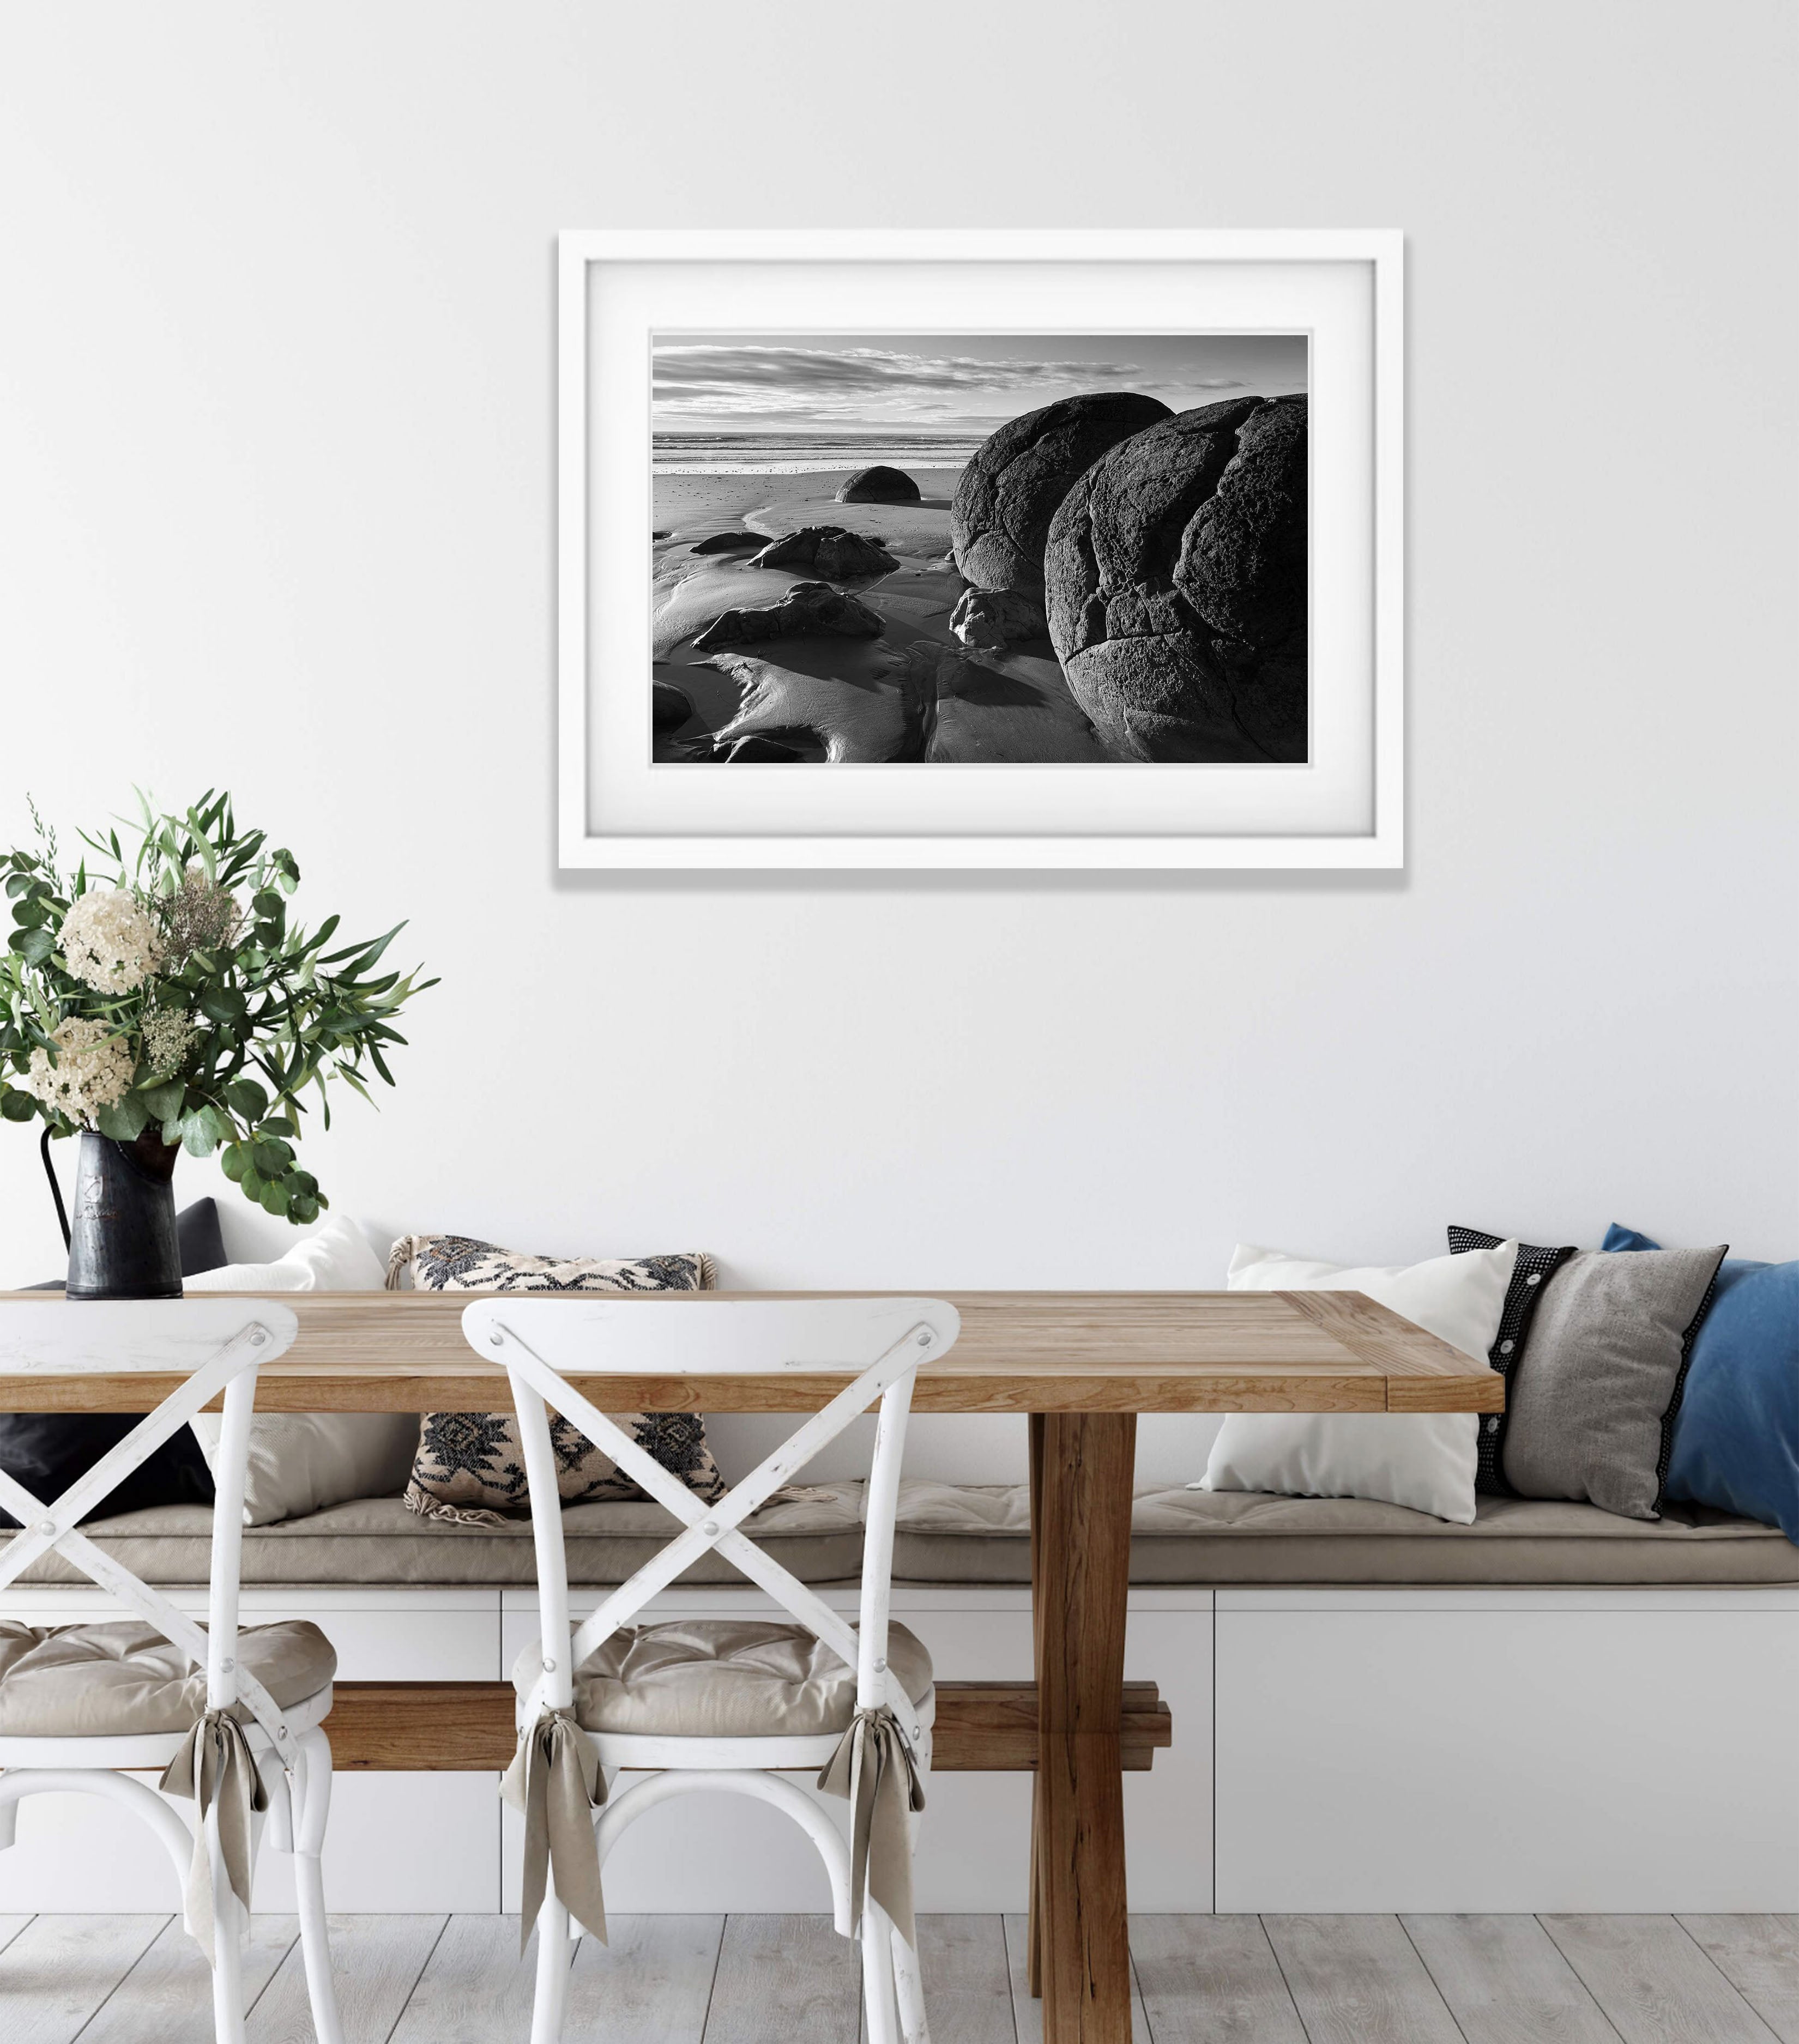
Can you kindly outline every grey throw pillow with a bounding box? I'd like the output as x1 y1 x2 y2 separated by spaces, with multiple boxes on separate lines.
1501 1245 1726 1520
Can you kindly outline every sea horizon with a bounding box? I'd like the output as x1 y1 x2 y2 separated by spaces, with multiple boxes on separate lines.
654 428 982 476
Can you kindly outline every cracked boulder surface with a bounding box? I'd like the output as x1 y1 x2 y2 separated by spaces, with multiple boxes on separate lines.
835 464 921 504
746 527 898 579
950 392 1173 599
1043 395 1308 762
689 580 886 652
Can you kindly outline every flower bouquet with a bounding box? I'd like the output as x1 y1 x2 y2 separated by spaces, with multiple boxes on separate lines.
1 791 432 1295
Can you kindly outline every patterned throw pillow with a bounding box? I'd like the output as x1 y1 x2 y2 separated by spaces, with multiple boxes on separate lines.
388 1233 726 1526
1447 1225 1577 1496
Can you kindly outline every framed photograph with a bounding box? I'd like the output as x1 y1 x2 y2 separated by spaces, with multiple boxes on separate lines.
558 229 1402 869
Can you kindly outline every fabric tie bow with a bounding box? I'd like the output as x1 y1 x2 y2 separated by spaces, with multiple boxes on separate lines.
501 1708 608 1952
817 1704 926 1950
159 1709 270 1963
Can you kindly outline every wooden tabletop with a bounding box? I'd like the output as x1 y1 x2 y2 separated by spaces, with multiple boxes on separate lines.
0 1289 1502 1414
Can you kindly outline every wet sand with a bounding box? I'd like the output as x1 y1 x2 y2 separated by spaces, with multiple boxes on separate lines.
651 468 1113 765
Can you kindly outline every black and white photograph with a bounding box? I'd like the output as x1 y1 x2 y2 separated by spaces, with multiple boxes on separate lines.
651 334 1308 766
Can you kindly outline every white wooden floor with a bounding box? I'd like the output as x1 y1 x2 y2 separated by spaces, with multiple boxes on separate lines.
2 1912 1798 2043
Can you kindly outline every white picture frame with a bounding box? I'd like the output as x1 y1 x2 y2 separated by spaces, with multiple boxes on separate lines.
558 229 1403 870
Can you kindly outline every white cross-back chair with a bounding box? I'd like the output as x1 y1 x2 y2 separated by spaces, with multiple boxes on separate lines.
461 1293 961 2044
0 1300 342 2044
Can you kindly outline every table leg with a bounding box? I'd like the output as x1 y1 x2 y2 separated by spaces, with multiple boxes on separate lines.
1029 1410 1137 2044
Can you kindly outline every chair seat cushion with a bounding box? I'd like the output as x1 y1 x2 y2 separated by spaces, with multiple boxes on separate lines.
516 1618 933 1740
0 1619 336 1739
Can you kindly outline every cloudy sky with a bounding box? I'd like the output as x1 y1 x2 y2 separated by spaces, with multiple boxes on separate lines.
652 332 1307 437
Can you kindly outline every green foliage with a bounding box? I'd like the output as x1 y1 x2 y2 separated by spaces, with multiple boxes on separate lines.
0 789 434 1223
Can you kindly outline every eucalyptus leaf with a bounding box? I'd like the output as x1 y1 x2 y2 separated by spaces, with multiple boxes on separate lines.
1 1089 39 1123
251 1136 292 1177
200 987 247 1026
220 1142 249 1183
179 1103 229 1157
259 1176 290 1216
11 928 54 965
96 1093 152 1142
288 1193 320 1226
224 1077 269 1121
138 1080 186 1122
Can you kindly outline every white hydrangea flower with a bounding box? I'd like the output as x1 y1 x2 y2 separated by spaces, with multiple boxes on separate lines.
22 1017 136 1125
58 887 162 994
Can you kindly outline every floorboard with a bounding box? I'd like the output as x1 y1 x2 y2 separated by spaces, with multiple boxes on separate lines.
568 1915 724 2044
1680 1919 1799 2044
75 1914 297 2044
1262 1913 1466 2044
703 1915 862 2044
248 1914 446 2044
0 1914 170 2044
1543 1914 1779 2044
0 1909 1796 2039
1402 1914 1621 2044
1130 1914 1307 2044
385 1914 541 2044
914 1915 1016 2044
1001 1912 1149 2044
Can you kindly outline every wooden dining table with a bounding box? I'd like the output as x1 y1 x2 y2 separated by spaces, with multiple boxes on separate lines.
0 1285 1502 2044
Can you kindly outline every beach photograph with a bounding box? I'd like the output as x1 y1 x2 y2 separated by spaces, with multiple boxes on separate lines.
651 332 1309 766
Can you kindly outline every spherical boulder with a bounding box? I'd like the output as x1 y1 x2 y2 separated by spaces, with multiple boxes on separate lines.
836 465 920 505
652 680 695 730
1044 395 1307 763
950 392 1173 600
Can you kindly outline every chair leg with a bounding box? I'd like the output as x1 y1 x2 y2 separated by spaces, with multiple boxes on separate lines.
530 1892 575 2044
291 1730 346 2044
208 1806 247 2044
891 1741 932 2044
862 1898 901 2044
891 1914 931 2044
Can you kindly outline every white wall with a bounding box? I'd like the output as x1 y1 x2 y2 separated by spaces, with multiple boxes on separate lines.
2 0 1795 1310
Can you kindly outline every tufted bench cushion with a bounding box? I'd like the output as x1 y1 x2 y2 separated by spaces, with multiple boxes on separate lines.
0 1618 335 1737
14 1481 1798 1591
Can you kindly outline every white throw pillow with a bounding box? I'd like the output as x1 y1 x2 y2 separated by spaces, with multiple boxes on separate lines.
1194 1240 1518 1524
187 1217 419 1525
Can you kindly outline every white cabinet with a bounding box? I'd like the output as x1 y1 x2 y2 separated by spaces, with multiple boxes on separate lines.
1213 1588 1799 1913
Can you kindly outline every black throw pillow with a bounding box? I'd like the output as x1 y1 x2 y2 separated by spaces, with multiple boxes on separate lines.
1447 1224 1578 1496
2 1198 230 1527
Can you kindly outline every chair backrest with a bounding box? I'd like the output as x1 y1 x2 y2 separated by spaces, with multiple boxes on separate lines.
0 1298 300 1758
459 1296 961 1729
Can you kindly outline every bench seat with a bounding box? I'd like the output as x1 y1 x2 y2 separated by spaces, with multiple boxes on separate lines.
18 1479 1798 1589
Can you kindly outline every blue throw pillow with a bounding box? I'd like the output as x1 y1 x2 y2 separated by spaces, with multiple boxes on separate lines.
1603 1223 1799 1540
